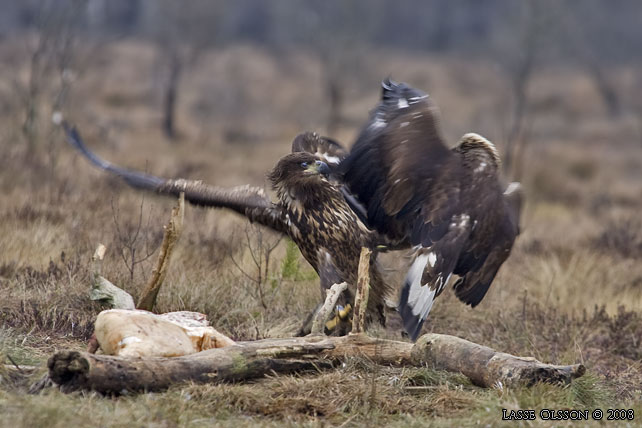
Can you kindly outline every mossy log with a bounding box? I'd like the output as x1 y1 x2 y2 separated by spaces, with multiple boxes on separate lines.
48 333 585 393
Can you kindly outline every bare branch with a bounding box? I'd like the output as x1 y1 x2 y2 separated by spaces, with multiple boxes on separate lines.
311 282 348 335
137 193 185 311
351 247 371 334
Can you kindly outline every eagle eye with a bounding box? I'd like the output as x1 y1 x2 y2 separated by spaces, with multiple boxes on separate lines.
301 162 308 168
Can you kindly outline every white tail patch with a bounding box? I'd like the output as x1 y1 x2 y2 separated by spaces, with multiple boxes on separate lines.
406 254 428 291
413 287 436 319
404 254 438 319
428 252 437 268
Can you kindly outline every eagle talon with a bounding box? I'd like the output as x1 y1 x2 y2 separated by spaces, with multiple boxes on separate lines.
325 303 353 333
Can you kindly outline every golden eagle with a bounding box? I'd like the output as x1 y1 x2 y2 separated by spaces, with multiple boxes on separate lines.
62 79 522 340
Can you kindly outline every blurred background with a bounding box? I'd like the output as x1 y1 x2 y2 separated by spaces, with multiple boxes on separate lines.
2 0 642 156
0 0 641 350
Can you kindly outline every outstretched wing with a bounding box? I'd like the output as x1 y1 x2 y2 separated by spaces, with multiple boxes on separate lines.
62 122 290 234
340 79 463 246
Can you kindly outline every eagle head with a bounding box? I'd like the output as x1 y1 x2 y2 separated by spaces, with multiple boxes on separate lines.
268 152 332 206
455 133 501 171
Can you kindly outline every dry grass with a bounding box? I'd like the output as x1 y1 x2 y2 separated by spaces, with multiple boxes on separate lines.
1 38 642 425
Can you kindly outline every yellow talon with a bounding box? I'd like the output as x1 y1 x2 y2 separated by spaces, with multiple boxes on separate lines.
325 316 338 331
338 303 352 321
324 304 353 331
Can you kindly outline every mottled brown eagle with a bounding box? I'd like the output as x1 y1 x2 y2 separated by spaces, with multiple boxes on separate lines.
62 79 522 340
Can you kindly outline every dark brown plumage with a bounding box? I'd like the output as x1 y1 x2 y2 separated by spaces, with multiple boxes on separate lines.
62 79 522 341
340 79 522 340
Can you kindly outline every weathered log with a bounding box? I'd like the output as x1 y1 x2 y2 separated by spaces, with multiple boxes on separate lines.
48 337 336 393
48 333 584 393
413 333 586 388
137 192 184 311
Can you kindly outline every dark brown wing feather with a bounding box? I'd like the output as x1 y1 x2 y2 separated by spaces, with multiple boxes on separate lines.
341 79 462 246
453 184 522 306
340 80 522 341
63 122 289 234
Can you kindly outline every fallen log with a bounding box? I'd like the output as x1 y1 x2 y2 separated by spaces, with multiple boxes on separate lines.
48 333 585 393
413 333 586 388
48 337 336 394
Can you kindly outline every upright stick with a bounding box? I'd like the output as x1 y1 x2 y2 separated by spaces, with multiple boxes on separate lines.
137 192 185 311
351 247 371 334
311 282 348 335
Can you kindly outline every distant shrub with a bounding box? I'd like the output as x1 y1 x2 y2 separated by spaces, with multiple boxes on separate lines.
280 239 300 280
568 159 597 181
592 215 642 258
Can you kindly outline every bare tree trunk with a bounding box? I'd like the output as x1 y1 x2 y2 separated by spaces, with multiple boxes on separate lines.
162 50 182 141
22 42 45 153
583 57 620 118
502 0 539 180
554 1 621 118
325 73 343 136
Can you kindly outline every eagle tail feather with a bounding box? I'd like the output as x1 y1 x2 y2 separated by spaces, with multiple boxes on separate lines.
397 253 438 341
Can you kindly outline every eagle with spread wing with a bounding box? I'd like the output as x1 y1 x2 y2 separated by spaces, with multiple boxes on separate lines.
62 79 522 340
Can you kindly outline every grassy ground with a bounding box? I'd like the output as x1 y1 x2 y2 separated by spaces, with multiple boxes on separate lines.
1 39 642 426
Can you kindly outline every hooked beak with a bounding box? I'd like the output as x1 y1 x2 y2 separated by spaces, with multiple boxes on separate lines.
308 160 331 176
